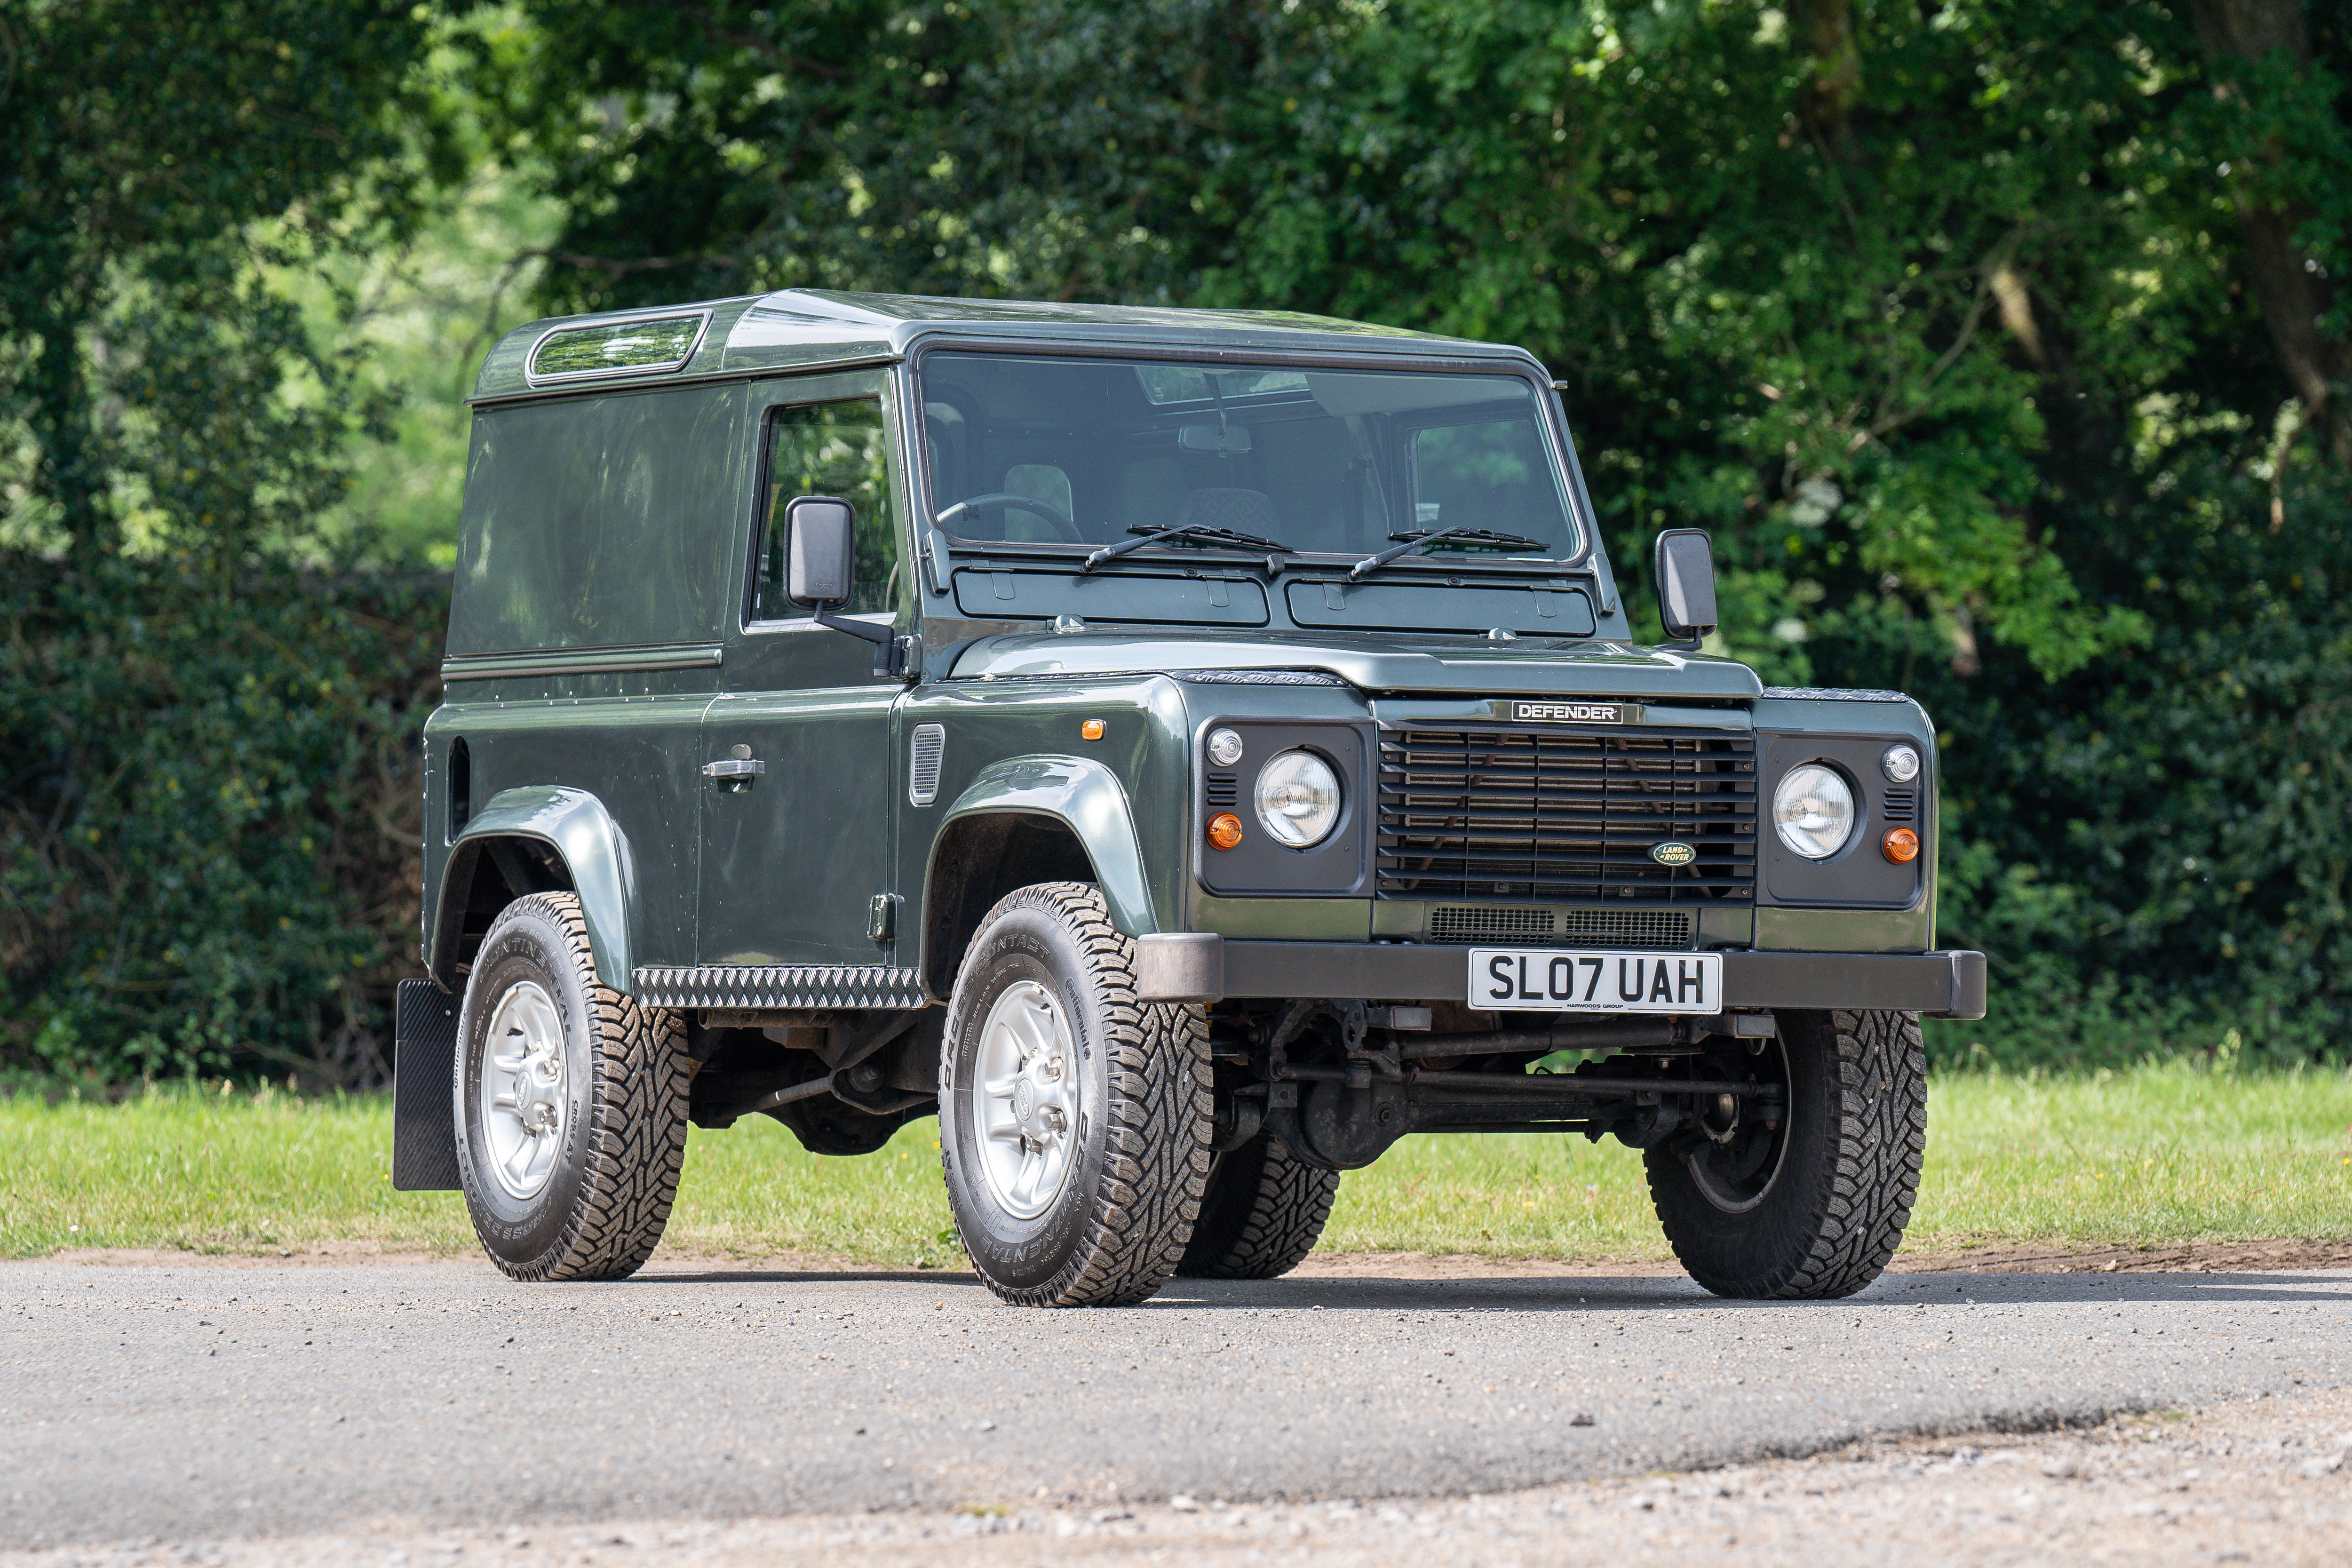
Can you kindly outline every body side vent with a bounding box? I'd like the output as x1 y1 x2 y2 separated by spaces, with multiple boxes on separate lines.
908 723 946 807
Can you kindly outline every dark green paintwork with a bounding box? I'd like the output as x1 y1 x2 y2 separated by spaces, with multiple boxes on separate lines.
421 289 1946 1003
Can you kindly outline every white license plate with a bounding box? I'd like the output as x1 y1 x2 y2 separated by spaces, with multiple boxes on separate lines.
1467 949 1723 1014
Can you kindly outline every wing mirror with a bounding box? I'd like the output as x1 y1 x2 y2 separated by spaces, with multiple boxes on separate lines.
784 495 909 678
1653 528 1718 647
785 495 857 608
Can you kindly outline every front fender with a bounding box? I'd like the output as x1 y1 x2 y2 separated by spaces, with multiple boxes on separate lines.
428 785 638 993
936 754 1158 937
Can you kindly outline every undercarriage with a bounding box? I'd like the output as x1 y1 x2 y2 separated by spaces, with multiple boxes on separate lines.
1207 1000 1790 1188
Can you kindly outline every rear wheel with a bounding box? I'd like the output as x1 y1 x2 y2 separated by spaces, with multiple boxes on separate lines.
938 883 1212 1306
1644 1008 1924 1299
453 893 687 1281
1176 1131 1339 1280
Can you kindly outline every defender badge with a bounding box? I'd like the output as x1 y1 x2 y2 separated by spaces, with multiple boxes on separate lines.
1650 842 1696 867
1514 700 1625 724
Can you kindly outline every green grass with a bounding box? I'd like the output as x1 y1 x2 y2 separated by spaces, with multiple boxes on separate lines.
1320 1063 2352 1259
5 1063 2350 1265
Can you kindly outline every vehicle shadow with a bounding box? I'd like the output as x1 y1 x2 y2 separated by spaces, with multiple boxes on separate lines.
620 1263 2352 1312
634 1265 988 1288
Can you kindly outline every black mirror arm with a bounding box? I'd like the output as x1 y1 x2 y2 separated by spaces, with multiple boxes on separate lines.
811 606 890 645
810 606 908 679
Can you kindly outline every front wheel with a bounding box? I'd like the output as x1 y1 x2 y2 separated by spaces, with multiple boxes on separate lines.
938 883 1212 1306
1644 1008 1925 1300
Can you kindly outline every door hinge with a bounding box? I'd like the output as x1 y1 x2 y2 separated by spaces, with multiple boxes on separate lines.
867 893 899 944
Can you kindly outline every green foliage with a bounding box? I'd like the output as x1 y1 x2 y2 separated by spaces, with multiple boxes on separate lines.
1911 455 2352 1067
0 2 450 1083
0 561 443 1082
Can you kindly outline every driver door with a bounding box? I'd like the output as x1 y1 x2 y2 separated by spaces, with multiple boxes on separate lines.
698 371 910 968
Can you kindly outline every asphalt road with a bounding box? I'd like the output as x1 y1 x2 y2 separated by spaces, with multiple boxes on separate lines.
2 1259 2346 1549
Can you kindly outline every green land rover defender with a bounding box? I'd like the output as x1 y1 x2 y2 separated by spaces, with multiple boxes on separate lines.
391 290 1985 1307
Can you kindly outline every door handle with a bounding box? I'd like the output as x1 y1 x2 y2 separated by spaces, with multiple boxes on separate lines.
701 757 765 791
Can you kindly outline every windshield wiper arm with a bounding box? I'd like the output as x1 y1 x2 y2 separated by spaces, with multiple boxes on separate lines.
1082 522 1294 572
1346 526 1550 581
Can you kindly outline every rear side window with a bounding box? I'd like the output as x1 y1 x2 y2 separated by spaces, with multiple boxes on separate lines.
449 384 744 655
752 398 903 620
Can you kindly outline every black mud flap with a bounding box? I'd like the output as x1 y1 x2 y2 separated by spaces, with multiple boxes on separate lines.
392 977 463 1191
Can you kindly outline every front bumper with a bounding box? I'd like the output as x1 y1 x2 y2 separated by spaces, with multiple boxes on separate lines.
1136 937 1986 1019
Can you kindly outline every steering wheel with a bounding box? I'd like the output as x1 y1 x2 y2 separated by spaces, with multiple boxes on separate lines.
934 492 1079 537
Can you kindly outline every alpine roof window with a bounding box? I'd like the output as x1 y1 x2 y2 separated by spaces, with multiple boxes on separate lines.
527 312 710 384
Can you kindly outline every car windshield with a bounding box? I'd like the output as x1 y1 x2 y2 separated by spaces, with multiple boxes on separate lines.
918 353 1581 565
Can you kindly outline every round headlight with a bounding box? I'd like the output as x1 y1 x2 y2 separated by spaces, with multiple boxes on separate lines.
1254 749 1342 849
1773 764 1855 859
1206 727 1245 768
1881 743 1921 783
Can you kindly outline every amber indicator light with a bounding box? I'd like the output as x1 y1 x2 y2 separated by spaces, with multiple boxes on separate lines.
1206 812 1244 851
1882 827 1920 864
1080 718 1106 741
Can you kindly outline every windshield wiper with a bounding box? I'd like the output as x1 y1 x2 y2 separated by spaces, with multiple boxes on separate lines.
1346 526 1550 581
1082 522 1294 572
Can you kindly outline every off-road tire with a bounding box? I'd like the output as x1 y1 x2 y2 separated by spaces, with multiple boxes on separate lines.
454 893 688 1281
938 882 1212 1307
1176 1131 1340 1279
1645 1008 1925 1300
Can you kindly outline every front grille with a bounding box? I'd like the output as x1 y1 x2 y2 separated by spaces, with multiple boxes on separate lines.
1428 905 1694 948
1377 726 1756 904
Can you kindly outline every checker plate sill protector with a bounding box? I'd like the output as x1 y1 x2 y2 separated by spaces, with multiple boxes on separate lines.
635 964 928 1011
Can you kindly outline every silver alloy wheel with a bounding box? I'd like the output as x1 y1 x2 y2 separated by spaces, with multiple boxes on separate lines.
974 979 1082 1220
480 979 567 1201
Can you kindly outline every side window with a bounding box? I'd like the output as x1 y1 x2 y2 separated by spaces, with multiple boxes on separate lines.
752 398 902 620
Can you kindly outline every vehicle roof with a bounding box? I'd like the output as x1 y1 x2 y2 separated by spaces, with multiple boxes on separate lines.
470 288 1542 403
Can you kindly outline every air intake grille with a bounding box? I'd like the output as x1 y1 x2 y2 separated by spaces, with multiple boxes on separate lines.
1426 906 1695 948
1206 772 1240 809
908 724 946 807
1429 905 1554 942
1378 726 1756 904
1881 788 1916 824
1557 907 1695 947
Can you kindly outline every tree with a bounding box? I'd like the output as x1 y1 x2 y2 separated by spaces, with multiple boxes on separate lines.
0 1 451 1082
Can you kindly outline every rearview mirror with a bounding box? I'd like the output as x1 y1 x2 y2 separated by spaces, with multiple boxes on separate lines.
786 496 856 608
1653 528 1717 644
1178 423 1251 453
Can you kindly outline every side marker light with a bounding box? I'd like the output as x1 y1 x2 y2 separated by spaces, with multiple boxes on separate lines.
1206 812 1244 851
1081 719 1106 741
1882 827 1920 864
